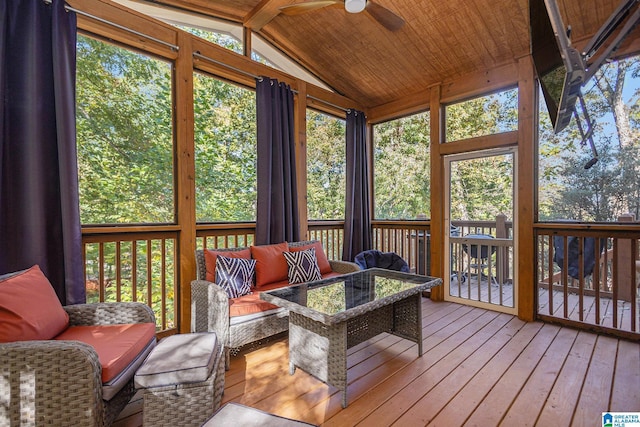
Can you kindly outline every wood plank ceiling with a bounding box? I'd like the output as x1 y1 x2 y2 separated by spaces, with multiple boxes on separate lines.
137 0 630 109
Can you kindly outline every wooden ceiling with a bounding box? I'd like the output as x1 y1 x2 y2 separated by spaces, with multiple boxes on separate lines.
135 0 633 109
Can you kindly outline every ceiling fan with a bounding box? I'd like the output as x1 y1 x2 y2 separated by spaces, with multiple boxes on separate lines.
279 0 405 32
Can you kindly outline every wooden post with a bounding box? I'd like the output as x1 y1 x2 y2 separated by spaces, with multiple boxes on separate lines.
295 80 309 240
429 85 444 301
516 55 536 321
175 32 197 333
616 213 636 302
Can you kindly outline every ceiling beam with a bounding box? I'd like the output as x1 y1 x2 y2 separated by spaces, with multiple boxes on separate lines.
244 0 293 30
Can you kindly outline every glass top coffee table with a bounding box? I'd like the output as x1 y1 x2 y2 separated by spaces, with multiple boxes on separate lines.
261 268 442 408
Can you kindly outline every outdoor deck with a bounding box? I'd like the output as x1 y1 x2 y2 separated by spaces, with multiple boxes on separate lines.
114 297 639 427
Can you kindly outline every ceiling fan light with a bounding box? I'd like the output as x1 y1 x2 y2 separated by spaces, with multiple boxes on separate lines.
345 0 366 14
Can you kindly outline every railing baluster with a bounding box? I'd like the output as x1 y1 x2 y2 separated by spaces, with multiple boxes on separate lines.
116 241 122 302
161 238 167 331
99 242 105 302
132 240 137 302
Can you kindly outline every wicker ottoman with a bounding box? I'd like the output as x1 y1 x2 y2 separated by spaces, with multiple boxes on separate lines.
202 403 316 426
134 332 225 427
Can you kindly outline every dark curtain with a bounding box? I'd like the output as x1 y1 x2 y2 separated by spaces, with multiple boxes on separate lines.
0 0 84 304
255 76 300 245
342 109 372 261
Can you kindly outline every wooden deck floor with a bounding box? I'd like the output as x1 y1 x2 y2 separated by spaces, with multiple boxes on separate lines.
116 298 639 427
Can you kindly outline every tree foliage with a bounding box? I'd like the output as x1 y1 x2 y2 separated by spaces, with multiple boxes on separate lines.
373 112 431 219
193 73 257 222
306 110 346 220
538 55 640 221
76 35 174 224
445 89 518 141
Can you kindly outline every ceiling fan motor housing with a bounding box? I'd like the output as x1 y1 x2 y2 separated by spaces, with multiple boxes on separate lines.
345 0 367 13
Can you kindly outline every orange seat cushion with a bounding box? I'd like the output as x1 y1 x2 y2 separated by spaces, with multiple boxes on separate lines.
0 265 69 342
250 242 289 288
289 241 332 275
204 248 252 282
229 293 280 317
229 271 342 317
55 323 156 383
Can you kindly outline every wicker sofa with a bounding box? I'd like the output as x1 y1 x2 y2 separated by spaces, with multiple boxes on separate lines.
190 240 359 368
0 266 156 427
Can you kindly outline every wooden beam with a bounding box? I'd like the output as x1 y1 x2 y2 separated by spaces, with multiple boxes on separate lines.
438 131 518 156
516 55 536 322
71 0 179 59
367 87 431 124
244 0 292 30
131 0 242 23
440 61 519 104
243 25 252 58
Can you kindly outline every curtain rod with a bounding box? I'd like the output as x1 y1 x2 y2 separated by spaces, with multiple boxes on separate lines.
307 94 348 113
44 0 179 51
193 52 258 81
193 52 348 113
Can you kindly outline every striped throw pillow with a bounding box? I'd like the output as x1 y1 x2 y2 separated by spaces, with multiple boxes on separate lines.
283 248 322 284
215 255 256 298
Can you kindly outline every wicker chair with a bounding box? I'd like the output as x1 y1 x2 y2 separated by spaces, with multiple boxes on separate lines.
0 302 156 427
191 240 360 368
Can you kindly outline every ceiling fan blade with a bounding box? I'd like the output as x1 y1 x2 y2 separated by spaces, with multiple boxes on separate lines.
279 1 343 16
365 1 405 31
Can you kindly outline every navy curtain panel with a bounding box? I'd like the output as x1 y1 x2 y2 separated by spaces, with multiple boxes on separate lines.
255 77 300 245
342 109 372 261
0 0 85 304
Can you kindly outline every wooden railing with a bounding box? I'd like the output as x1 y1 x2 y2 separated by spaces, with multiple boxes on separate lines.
81 218 518 335
82 226 179 335
82 218 638 339
372 220 431 274
196 222 255 249
535 222 639 338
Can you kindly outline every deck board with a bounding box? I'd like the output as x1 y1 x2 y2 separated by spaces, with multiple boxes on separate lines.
462 323 562 426
114 298 639 427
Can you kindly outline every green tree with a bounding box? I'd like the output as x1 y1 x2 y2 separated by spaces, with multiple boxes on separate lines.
538 55 640 221
76 35 173 224
193 73 257 222
445 89 518 142
450 154 513 222
373 112 431 219
306 110 346 220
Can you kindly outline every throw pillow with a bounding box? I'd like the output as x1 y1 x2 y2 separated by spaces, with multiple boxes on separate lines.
215 255 256 298
289 241 332 274
250 242 289 287
0 265 70 342
283 248 322 284
204 248 252 283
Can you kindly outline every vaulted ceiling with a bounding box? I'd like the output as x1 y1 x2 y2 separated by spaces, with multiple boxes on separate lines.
134 0 636 109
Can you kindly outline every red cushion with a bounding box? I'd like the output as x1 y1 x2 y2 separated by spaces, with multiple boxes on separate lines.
229 293 280 317
55 323 156 383
289 241 332 274
204 248 251 282
250 242 289 288
0 265 69 342
229 271 342 317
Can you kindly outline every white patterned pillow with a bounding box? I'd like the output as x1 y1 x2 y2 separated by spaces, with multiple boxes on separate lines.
215 255 256 298
283 248 322 284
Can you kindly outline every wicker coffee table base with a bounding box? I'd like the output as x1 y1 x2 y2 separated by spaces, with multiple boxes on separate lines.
288 293 423 408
